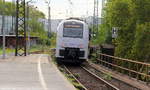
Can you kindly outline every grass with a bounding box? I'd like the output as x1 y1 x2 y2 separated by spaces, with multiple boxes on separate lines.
61 67 85 90
0 48 15 55
0 45 51 55
30 45 40 52
29 45 49 52
49 50 85 90
102 73 112 81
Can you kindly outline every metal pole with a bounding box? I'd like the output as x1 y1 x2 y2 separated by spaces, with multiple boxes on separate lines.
93 0 99 37
15 0 27 56
12 0 16 35
96 0 99 33
26 2 30 55
48 6 51 37
15 0 19 56
24 0 27 56
2 0 6 59
50 6 51 36
26 0 33 55
11 0 15 35
45 0 51 38
93 0 96 37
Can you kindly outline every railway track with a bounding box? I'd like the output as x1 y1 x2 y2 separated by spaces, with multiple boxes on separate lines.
84 61 140 90
64 65 119 90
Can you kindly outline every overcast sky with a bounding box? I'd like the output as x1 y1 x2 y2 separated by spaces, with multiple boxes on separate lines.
6 0 102 19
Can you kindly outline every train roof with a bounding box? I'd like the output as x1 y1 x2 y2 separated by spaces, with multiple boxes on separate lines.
66 17 84 21
61 19 85 25
57 19 88 32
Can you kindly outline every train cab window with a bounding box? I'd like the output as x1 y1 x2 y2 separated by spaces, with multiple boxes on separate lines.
63 22 83 38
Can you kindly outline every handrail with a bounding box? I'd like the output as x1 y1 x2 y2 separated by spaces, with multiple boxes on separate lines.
99 53 150 66
94 53 150 83
97 58 150 77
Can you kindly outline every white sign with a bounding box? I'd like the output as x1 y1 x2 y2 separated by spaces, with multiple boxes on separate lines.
112 27 118 38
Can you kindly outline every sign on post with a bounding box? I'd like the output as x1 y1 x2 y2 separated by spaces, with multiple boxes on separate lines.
112 27 118 38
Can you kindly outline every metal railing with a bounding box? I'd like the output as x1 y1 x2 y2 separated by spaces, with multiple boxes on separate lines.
96 53 150 83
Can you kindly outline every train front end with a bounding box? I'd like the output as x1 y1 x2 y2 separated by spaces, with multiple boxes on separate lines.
56 19 89 63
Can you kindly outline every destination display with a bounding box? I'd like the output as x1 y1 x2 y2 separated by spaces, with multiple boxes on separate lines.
63 22 83 38
64 22 83 29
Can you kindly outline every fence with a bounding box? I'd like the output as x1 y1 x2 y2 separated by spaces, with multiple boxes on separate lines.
96 53 150 83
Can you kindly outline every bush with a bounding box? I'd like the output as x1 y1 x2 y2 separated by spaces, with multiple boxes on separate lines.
131 22 150 62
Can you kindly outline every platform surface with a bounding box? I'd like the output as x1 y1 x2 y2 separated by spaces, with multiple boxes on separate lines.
0 54 76 90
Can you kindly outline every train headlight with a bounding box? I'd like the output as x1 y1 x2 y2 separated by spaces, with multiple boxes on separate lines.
61 43 65 48
79 44 83 48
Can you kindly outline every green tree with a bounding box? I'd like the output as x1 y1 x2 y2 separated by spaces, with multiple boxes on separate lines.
92 24 109 45
103 0 135 58
131 0 150 24
0 0 45 18
0 1 49 44
98 0 150 61
131 23 150 62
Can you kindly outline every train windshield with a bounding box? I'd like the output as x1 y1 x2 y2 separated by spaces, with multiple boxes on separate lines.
63 22 83 38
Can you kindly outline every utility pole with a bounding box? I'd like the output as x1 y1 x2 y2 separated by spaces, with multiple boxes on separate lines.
45 0 51 38
68 0 73 17
102 0 105 11
26 0 33 55
101 0 107 24
11 0 14 34
93 0 99 36
11 0 16 35
2 0 6 59
26 2 30 55
48 6 51 37
15 0 27 56
101 0 105 18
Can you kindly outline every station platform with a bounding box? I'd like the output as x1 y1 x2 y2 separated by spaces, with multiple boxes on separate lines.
0 54 76 90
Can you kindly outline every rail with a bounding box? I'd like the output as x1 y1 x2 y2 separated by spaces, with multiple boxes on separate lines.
81 66 120 90
95 53 150 84
64 66 88 90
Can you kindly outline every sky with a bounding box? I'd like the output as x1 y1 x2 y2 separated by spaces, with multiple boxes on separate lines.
6 0 103 19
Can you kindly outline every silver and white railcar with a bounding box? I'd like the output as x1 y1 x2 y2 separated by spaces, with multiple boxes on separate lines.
55 19 89 63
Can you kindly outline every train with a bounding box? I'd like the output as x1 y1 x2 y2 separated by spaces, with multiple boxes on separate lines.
55 18 90 64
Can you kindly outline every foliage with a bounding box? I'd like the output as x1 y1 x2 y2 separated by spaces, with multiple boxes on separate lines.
131 23 150 62
0 47 15 55
104 0 134 58
0 0 52 46
28 6 45 19
102 73 112 81
97 0 150 62
29 45 50 53
0 0 45 18
91 24 109 45
49 32 56 48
